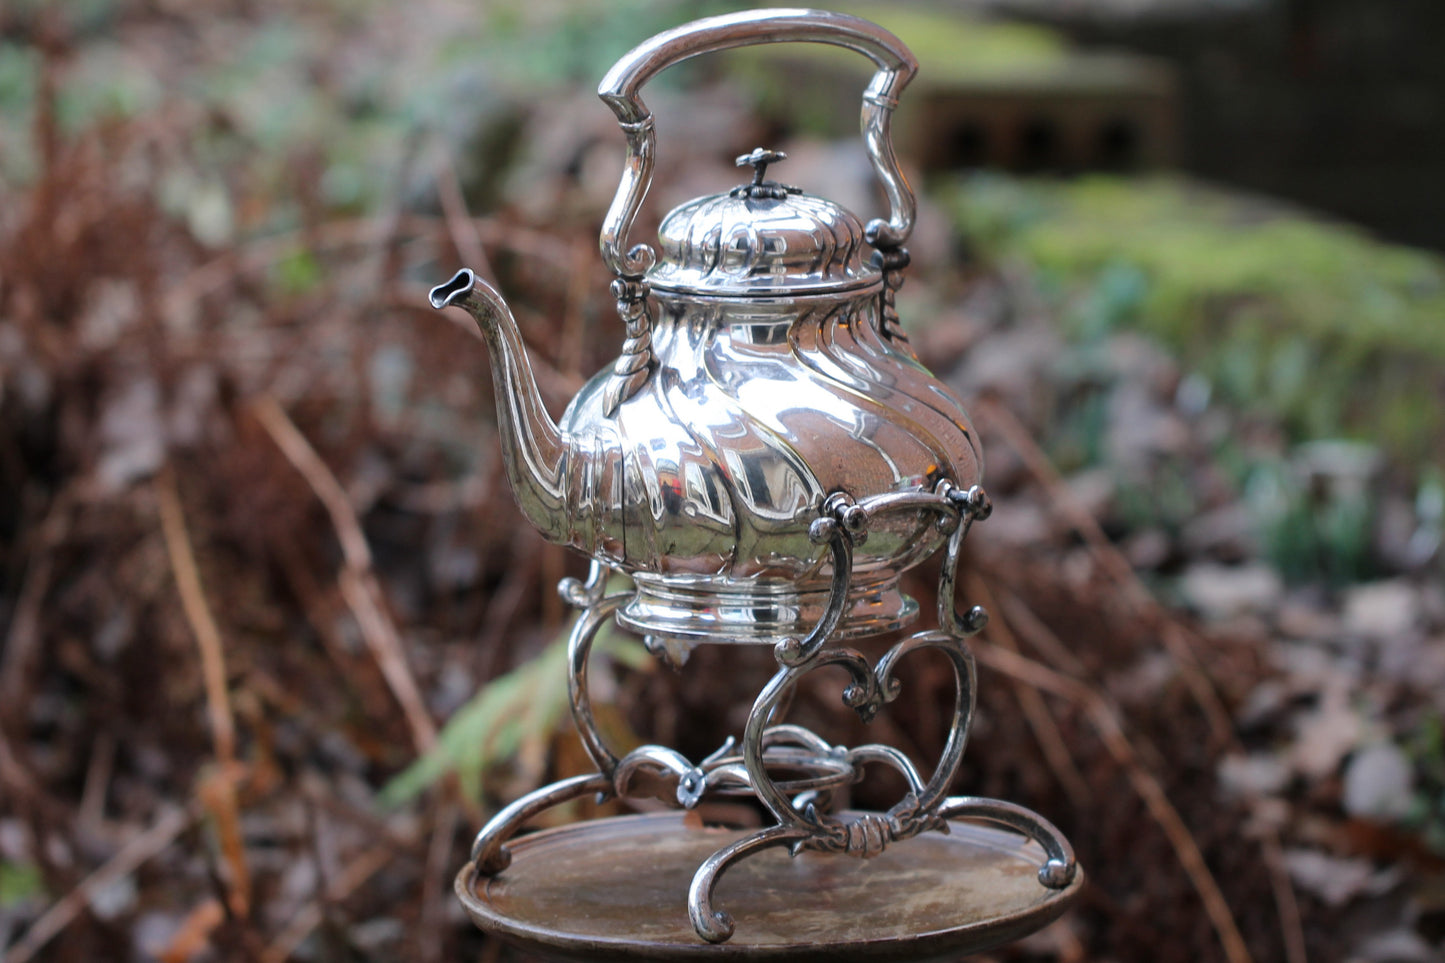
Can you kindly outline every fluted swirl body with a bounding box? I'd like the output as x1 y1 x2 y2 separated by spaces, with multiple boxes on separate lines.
552 289 981 641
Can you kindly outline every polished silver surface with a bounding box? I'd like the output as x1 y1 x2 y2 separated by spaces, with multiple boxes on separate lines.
428 277 981 640
447 10 1079 949
421 11 953 642
428 9 965 642
466 483 1079 945
649 156 880 297
592 7 917 414
595 8 918 280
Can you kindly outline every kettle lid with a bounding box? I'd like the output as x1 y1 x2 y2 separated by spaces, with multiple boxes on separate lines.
646 149 881 298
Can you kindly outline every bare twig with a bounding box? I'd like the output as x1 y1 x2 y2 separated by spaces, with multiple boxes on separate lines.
418 800 461 963
251 395 437 753
250 399 372 571
158 898 225 963
77 731 116 836
475 534 540 683
156 468 238 765
0 728 42 805
301 795 344 947
338 568 438 752
969 574 1092 804
3 805 195 963
260 844 396 963
163 214 572 329
0 548 52 713
156 467 251 918
434 142 494 280
993 584 1088 678
976 398 1236 748
371 129 424 299
270 538 374 693
0 492 70 718
557 237 594 384
1261 833 1309 963
978 397 1307 961
299 776 419 855
969 638 1254 963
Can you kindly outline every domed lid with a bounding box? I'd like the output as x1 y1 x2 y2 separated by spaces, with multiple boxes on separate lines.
646 149 880 298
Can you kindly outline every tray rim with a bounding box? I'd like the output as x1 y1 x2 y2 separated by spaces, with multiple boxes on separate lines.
456 810 1084 962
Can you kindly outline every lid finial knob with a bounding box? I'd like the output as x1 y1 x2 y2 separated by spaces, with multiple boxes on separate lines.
731 148 801 201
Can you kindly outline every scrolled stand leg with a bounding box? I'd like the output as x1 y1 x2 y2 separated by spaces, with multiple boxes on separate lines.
936 796 1078 889
687 480 1078 944
688 825 811 943
469 772 613 874
469 567 688 882
470 559 867 891
462 478 1076 950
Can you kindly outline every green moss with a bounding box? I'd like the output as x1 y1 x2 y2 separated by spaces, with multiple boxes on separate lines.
1404 715 1445 855
829 7 1068 83
0 860 44 908
728 5 1068 82
943 173 1445 463
271 245 324 296
726 7 1074 137
0 42 39 182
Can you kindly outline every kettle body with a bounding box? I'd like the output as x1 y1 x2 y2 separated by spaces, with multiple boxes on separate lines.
430 9 981 642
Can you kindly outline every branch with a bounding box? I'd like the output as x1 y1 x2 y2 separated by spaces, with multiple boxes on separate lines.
3 806 195 963
970 638 1254 963
251 396 437 753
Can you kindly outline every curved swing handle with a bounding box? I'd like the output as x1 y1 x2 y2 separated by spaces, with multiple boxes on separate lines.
596 7 919 280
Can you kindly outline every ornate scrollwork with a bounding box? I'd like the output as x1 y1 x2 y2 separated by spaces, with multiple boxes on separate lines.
872 246 915 357
556 559 608 608
684 479 1078 940
601 278 656 416
464 474 1075 946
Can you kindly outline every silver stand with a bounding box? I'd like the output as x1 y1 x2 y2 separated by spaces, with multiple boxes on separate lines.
463 481 1077 945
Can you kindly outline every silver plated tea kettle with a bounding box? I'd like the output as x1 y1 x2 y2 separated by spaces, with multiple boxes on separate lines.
430 8 981 644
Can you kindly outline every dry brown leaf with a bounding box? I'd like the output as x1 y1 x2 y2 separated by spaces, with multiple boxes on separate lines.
158 898 225 963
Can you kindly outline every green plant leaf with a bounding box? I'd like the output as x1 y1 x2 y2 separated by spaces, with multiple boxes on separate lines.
378 614 648 809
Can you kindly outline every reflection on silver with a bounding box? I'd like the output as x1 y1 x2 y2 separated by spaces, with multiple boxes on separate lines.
429 7 975 643
465 482 1079 945
438 8 1078 948
433 267 983 640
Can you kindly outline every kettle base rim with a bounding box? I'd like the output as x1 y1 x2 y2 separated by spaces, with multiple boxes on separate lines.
618 572 918 644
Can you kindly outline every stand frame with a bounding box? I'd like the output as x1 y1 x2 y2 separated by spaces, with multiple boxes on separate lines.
466 481 1078 945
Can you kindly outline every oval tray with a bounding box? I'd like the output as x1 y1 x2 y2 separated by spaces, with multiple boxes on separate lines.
456 811 1082 962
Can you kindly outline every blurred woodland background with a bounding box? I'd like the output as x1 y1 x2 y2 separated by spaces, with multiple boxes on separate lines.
2 0 1444 961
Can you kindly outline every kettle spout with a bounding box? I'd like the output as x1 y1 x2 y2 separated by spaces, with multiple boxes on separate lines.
429 267 481 311
429 268 572 545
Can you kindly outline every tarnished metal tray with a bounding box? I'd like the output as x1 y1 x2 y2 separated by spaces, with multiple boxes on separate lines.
456 812 1083 962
